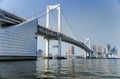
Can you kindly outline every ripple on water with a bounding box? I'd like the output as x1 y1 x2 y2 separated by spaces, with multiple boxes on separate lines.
0 59 120 79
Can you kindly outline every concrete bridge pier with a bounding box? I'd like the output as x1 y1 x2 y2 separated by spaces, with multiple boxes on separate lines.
45 39 49 57
54 37 66 59
85 51 93 59
44 39 53 59
58 37 61 57
85 51 90 58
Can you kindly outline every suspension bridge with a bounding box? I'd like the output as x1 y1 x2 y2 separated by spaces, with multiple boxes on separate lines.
0 4 93 59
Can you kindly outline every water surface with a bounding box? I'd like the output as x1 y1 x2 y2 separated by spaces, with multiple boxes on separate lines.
0 58 120 79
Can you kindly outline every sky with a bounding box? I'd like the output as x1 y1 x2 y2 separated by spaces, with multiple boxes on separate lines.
1 0 120 55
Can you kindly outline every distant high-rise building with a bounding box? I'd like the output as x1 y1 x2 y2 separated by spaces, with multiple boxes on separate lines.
104 48 106 53
92 45 97 52
107 44 111 53
92 45 97 57
98 45 102 52
98 45 102 55
68 46 74 55
110 46 117 55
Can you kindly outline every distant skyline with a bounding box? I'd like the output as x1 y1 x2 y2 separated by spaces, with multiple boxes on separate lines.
1 0 120 55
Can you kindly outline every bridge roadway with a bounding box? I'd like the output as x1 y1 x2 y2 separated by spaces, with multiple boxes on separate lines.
0 9 25 27
38 25 91 52
0 8 92 53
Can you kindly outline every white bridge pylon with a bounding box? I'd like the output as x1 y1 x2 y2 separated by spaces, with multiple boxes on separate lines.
45 4 61 58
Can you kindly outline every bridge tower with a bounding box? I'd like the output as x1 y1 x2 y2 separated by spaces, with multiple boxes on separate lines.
45 4 61 58
85 38 91 49
84 38 92 58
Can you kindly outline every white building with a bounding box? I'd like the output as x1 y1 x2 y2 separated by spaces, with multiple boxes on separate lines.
0 19 38 60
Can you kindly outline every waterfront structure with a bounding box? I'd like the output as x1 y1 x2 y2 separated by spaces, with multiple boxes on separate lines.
0 19 38 60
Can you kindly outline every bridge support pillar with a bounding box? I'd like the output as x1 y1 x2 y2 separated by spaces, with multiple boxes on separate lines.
54 37 66 59
58 37 61 57
88 52 91 58
44 39 53 59
85 51 92 59
45 39 49 57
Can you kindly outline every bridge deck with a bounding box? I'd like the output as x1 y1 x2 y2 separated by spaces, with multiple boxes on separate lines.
0 9 25 27
37 25 91 52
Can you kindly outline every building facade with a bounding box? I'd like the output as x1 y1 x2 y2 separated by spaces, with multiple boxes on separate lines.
97 45 102 58
107 44 111 53
68 46 74 55
92 45 97 57
0 19 38 60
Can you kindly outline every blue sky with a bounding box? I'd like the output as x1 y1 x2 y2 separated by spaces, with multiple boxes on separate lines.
1 0 120 55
